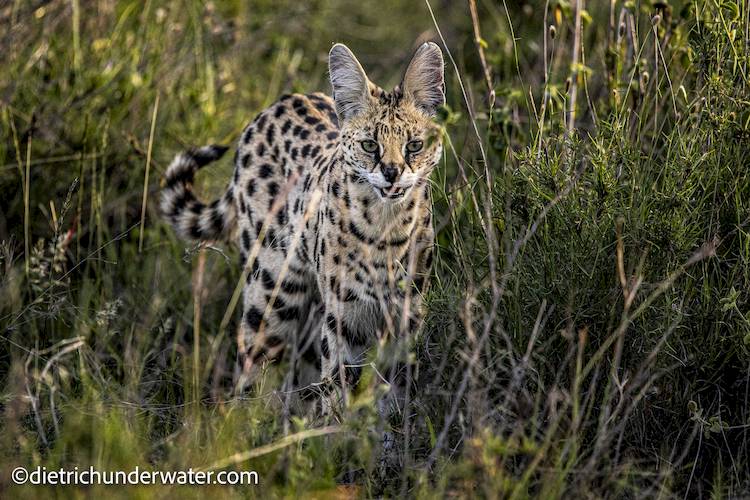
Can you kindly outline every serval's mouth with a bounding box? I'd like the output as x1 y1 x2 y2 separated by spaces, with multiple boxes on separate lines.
377 185 407 200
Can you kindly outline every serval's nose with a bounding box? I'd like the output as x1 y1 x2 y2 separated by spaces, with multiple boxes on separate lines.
381 164 399 184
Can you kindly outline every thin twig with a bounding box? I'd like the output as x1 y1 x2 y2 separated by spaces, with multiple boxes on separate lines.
567 0 583 133
468 0 494 108
201 425 345 471
138 92 160 253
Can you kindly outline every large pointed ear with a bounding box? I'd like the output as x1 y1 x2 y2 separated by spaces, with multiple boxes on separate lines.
329 43 372 120
401 42 445 116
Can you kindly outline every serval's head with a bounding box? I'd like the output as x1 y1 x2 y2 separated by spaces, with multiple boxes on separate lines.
329 41 444 203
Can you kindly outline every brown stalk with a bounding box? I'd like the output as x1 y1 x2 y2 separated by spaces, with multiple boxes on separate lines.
468 0 495 108
567 0 583 133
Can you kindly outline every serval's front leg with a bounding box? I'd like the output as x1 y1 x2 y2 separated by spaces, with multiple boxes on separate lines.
372 237 434 474
380 234 434 404
319 294 370 419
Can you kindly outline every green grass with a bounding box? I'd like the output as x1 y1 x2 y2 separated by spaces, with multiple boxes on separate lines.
1 0 749 497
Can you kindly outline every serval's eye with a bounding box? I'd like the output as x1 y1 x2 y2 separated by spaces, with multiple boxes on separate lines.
360 140 378 154
406 140 423 153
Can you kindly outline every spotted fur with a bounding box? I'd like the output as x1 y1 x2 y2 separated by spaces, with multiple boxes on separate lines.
161 42 444 401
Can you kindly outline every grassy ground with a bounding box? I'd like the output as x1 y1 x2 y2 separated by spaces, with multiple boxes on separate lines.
1 0 749 497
